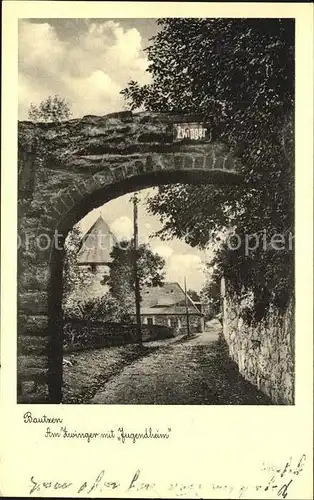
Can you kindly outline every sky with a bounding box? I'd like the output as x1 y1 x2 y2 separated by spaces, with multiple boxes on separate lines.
18 18 158 119
19 18 211 293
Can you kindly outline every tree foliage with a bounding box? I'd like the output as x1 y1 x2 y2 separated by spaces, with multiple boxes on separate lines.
63 229 166 323
62 226 94 304
122 19 294 320
200 269 222 319
187 289 200 302
63 228 133 322
106 240 166 310
28 94 72 123
64 293 132 323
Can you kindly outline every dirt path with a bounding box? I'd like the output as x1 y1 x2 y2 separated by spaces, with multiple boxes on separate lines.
91 323 272 405
62 335 186 403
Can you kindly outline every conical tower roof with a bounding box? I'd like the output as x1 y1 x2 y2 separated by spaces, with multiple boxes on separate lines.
77 215 117 265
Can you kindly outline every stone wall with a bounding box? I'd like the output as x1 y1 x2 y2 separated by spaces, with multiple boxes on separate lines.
221 281 294 404
17 111 242 403
63 319 174 351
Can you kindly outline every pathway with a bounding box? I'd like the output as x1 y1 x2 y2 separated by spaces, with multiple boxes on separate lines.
91 320 272 405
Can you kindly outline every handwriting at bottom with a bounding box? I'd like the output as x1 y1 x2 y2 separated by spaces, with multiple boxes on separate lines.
29 469 202 497
28 454 307 498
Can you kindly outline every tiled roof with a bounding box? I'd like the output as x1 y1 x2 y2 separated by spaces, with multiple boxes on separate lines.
77 216 117 265
138 282 203 315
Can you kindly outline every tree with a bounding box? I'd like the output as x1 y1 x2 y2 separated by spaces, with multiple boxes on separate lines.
200 269 222 319
66 294 132 323
105 239 166 310
122 19 294 320
187 289 200 302
62 226 94 311
25 95 74 184
28 94 72 123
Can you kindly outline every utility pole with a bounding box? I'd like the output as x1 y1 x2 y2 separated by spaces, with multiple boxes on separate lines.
184 276 190 337
133 193 142 346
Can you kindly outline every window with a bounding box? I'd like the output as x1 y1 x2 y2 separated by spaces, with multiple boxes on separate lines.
147 317 154 326
168 318 176 328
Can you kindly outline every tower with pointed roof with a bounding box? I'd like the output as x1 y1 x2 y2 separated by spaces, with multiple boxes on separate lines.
77 214 117 276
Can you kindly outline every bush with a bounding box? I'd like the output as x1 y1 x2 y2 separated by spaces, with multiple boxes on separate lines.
28 94 72 123
63 293 133 323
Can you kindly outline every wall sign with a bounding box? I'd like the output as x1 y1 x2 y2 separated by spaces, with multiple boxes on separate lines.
173 122 209 142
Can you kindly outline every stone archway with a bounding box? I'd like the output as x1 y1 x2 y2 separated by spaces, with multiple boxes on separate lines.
17 111 242 403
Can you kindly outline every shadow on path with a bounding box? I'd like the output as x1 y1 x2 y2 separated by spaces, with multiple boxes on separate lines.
90 325 273 405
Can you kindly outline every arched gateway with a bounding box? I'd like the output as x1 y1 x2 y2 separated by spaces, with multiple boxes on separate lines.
17 111 242 403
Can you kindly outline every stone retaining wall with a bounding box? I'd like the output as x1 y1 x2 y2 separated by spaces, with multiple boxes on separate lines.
63 319 175 351
221 281 294 404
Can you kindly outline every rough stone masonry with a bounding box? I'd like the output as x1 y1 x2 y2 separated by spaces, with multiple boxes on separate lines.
221 279 294 404
17 110 243 403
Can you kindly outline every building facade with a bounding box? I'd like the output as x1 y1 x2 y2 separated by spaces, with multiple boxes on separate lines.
138 282 204 335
